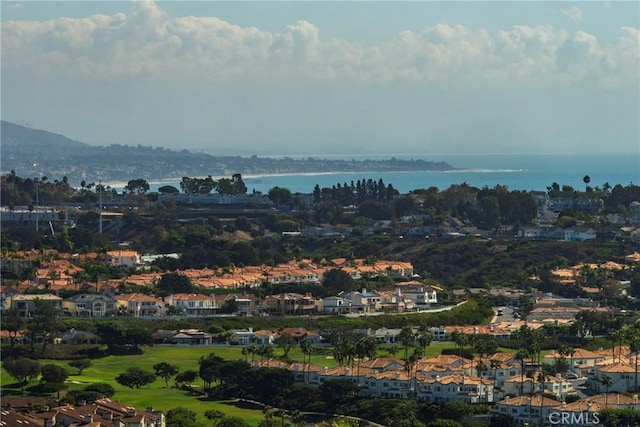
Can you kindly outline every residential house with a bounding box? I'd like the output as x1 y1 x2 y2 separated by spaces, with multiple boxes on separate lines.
115 293 164 317
166 293 218 316
340 289 382 313
399 285 439 307
564 227 597 242
1 285 20 313
495 395 563 427
6 293 63 317
104 250 141 268
587 361 638 393
554 394 640 426
166 329 214 346
63 293 118 317
320 296 347 314
416 374 494 403
263 293 318 315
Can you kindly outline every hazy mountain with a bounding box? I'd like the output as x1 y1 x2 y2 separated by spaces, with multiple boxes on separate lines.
1 120 88 150
0 121 453 186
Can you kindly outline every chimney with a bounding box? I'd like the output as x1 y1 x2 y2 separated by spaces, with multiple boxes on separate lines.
45 420 54 427
146 406 154 413
84 414 94 423
344 367 350 376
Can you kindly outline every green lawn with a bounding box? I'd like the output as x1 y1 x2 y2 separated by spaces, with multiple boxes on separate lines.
1 342 517 424
0 345 347 425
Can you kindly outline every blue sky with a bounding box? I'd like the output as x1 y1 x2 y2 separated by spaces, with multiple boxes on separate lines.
1 1 639 156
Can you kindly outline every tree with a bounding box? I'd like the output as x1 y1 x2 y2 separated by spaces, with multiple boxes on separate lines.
124 178 150 194
268 186 293 206
166 407 200 427
602 375 612 408
84 383 115 398
156 272 194 295
2 308 22 347
69 359 92 375
515 348 530 395
275 334 296 358
3 358 40 389
205 409 225 426
40 364 69 384
217 417 251 427
322 268 355 293
153 362 180 387
490 359 501 403
399 326 416 361
25 298 59 354
583 175 591 192
175 370 198 391
115 367 156 389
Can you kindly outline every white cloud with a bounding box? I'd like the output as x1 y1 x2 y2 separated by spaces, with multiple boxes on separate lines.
1 1 637 90
562 6 583 22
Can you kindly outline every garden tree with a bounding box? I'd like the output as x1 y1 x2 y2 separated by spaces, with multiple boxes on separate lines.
322 268 355 294
399 326 416 361
25 298 60 354
68 359 92 375
280 384 324 412
440 400 475 422
319 378 360 409
204 409 225 426
598 408 640 427
428 420 463 427
153 362 180 387
450 331 470 357
268 186 293 206
124 178 150 194
166 407 200 427
416 329 433 354
40 364 69 384
300 337 315 383
472 335 498 357
3 358 41 389
216 360 251 388
156 271 194 295
217 417 250 427
354 335 377 375
95 322 153 352
357 199 394 220
199 352 225 390
489 413 517 427
2 308 22 347
175 370 199 391
274 333 296 358
327 330 357 367
238 367 294 406
115 367 156 389
158 185 179 194
84 383 115 398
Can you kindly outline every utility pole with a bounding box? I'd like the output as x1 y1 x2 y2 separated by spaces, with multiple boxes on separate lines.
99 180 103 234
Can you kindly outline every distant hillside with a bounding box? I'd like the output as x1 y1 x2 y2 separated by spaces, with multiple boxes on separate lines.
1 121 88 150
0 121 454 186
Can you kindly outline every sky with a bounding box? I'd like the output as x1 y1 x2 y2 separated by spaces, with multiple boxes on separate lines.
1 1 639 156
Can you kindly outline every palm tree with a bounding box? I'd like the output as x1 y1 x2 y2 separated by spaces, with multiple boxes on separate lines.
490 359 501 403
538 370 548 427
583 175 591 192
300 337 314 383
476 360 488 402
516 348 530 395
628 329 640 392
399 326 416 361
601 375 612 408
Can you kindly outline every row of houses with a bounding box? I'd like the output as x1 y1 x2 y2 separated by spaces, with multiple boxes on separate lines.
1 397 165 427
1 283 440 318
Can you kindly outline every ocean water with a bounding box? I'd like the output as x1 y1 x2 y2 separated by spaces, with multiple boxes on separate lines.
148 153 640 195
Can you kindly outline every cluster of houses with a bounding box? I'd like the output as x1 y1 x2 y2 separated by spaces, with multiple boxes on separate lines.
246 341 639 426
2 248 450 317
1 397 165 427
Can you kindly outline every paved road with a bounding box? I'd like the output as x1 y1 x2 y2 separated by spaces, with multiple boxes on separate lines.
343 300 468 318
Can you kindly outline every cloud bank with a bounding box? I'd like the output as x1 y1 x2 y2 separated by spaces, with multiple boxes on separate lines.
2 1 638 88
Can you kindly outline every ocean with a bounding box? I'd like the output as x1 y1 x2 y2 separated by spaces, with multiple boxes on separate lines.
144 153 639 195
